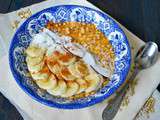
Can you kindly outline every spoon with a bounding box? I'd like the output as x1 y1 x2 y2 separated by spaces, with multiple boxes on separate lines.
102 42 159 120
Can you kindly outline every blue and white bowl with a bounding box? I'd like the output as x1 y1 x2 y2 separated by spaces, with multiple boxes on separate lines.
9 5 131 109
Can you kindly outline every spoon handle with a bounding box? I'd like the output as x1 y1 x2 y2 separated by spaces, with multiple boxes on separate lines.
102 68 139 120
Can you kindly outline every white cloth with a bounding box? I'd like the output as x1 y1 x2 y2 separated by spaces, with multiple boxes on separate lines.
0 0 160 120
135 90 160 120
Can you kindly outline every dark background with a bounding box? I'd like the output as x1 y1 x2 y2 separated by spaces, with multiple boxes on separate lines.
0 0 160 119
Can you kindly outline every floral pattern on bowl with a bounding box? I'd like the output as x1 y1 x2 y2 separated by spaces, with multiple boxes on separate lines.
9 5 131 109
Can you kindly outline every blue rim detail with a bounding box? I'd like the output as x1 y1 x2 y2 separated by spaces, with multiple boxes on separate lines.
9 5 131 109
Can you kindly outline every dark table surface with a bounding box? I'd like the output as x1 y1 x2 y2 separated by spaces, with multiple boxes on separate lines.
0 0 160 120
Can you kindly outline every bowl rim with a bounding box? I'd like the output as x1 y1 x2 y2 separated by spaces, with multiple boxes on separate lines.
9 5 131 109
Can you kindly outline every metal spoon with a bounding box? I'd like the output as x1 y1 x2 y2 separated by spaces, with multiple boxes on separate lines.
102 42 159 120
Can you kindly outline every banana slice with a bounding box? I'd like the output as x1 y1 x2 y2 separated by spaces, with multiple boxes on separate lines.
46 50 63 60
60 67 76 81
76 79 88 94
26 55 44 66
55 72 64 80
47 80 67 96
75 60 89 77
68 64 81 78
47 60 62 74
62 81 79 97
31 65 50 80
46 45 66 59
36 74 57 89
46 50 65 74
26 44 46 57
85 74 102 93
27 60 44 73
58 53 76 66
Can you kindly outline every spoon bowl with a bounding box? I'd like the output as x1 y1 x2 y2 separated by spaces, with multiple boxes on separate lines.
135 42 159 69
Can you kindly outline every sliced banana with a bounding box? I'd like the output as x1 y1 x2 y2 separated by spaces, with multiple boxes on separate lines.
75 60 89 77
46 50 63 60
76 79 88 94
85 74 102 93
62 81 79 97
55 73 64 80
46 50 64 74
47 80 67 96
36 74 57 89
27 60 44 73
58 53 76 66
68 64 81 78
31 66 50 80
26 55 44 66
46 45 66 60
47 60 62 74
31 72 50 80
60 67 76 81
26 44 46 57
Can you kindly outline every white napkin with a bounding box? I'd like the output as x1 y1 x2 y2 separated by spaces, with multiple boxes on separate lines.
135 90 160 120
0 0 160 120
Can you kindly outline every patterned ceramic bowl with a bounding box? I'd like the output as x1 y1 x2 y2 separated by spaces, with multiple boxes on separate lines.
9 5 131 109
